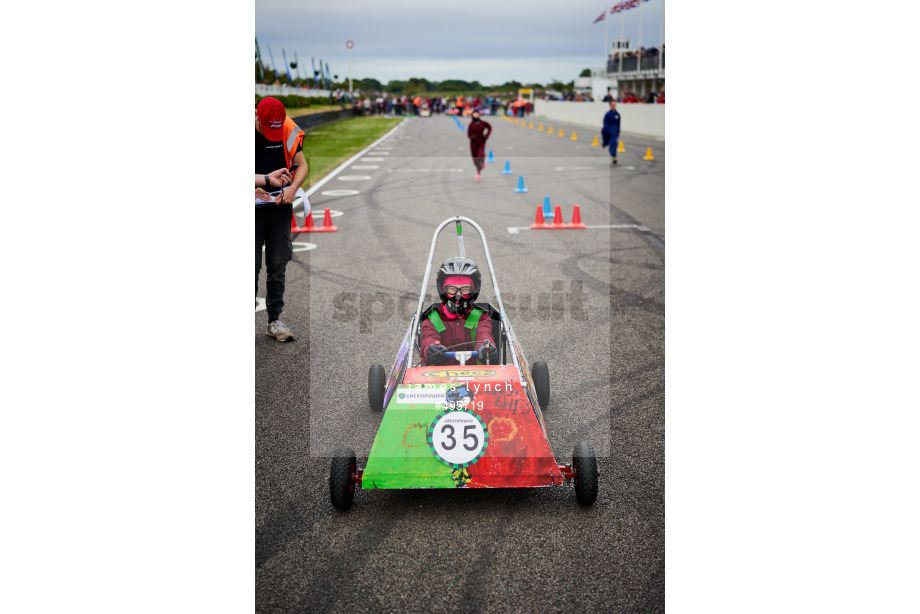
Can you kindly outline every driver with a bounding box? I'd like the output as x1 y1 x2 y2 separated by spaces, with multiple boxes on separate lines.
421 257 499 366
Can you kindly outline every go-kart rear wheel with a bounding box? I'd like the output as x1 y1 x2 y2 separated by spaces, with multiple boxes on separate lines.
368 364 386 412
531 361 550 410
572 441 598 506
330 446 357 511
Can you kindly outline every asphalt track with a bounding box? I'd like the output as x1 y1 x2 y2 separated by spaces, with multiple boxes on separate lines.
256 112 665 612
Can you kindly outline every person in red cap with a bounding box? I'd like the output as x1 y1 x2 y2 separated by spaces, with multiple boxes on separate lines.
255 97 308 342
420 257 498 366
467 110 492 181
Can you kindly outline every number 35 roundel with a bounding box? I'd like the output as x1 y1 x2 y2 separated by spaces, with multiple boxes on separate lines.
427 409 489 468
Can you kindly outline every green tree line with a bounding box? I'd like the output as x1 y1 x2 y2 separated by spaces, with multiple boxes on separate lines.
257 60 582 95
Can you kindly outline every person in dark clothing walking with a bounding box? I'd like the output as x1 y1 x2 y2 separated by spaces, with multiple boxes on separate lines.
467 110 492 181
601 99 621 165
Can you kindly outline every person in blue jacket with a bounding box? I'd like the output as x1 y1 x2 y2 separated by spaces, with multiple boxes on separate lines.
601 99 621 165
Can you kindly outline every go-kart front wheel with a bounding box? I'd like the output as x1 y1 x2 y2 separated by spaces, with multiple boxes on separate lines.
572 441 598 506
330 446 357 511
531 361 550 410
368 364 386 412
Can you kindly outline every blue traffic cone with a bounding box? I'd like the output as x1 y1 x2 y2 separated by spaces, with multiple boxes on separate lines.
542 195 552 218
487 150 495 163
514 175 529 193
502 160 512 175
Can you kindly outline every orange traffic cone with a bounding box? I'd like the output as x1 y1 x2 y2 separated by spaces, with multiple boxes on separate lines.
618 140 625 153
315 207 338 232
530 206 549 229
548 126 553 135
592 136 599 147
567 205 586 229
549 205 566 229
538 124 544 131
558 129 564 138
302 211 317 232
529 122 533 129
571 132 578 141
643 147 655 161
292 211 311 234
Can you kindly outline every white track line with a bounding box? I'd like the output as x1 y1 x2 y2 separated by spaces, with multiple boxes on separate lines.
506 224 650 235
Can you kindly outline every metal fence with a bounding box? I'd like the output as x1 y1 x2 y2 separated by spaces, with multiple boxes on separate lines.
606 52 665 75
256 84 333 99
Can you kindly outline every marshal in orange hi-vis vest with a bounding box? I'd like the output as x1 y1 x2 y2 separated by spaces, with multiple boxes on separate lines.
280 117 305 168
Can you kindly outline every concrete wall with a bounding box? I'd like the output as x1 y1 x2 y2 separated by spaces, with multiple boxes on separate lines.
291 109 353 133
532 100 665 139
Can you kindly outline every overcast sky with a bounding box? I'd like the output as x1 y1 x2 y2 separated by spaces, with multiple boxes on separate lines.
255 0 665 86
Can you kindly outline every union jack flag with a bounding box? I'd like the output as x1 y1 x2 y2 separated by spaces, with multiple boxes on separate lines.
593 12 606 23
611 0 646 14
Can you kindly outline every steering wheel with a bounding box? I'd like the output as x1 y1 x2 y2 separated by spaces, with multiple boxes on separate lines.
418 340 495 366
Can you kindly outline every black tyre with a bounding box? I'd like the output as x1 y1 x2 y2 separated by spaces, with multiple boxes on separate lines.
531 361 550 410
368 364 386 412
330 446 357 511
573 441 598 506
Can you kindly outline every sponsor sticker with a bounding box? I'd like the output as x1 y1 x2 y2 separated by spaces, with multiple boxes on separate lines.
422 369 497 378
395 385 448 404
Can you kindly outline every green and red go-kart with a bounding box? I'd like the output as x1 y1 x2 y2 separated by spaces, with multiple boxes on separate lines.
329 216 598 511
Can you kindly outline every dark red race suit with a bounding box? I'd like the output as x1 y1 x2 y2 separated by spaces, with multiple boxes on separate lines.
467 118 492 172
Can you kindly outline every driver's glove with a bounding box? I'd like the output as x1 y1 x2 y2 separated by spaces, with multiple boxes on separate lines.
426 343 448 366
476 341 499 365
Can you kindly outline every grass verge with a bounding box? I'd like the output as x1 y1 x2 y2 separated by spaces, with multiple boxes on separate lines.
302 116 403 187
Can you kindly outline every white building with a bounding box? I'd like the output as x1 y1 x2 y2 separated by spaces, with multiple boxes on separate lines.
574 38 665 102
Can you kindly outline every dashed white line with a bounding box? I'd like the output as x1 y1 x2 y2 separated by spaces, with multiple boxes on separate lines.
388 168 464 173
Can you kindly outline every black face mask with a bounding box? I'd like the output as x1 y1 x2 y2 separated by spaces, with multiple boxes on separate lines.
445 294 471 315
472 117 480 122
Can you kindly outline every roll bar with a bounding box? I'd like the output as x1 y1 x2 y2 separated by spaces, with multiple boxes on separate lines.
406 216 524 381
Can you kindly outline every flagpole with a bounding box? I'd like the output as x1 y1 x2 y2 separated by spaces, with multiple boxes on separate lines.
282 48 292 84
604 12 609 72
638 1 643 74
659 0 664 71
619 11 624 75
255 38 263 83
267 46 277 81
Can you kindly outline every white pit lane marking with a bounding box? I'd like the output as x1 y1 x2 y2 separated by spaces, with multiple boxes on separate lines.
297 208 344 219
337 175 372 181
320 189 360 196
507 224 649 234
361 157 385 161
261 241 316 252
292 241 317 252
350 165 379 170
